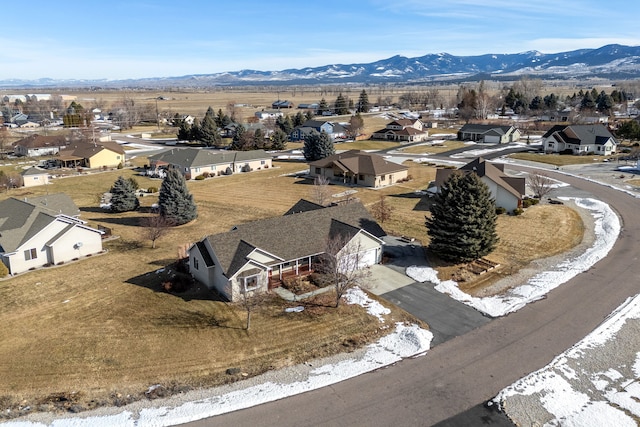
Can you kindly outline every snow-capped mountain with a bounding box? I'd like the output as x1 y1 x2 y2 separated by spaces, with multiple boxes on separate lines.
2 44 639 88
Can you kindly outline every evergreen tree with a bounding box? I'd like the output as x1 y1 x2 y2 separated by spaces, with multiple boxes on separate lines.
200 106 221 147
596 91 614 113
357 89 370 113
190 117 202 141
317 98 330 115
303 130 334 161
215 108 231 128
158 169 197 226
230 124 246 150
426 171 498 263
109 176 139 213
270 128 288 150
293 111 305 127
581 91 596 110
334 93 349 115
276 115 294 134
177 119 191 141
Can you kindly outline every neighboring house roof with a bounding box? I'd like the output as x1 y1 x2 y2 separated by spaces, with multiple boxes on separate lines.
21 193 80 217
58 141 125 160
459 124 515 135
205 201 385 278
148 148 271 169
542 124 617 146
21 166 49 177
435 157 525 200
310 150 408 176
283 199 325 215
12 134 68 149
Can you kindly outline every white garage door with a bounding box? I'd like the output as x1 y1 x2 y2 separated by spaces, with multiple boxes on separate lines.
358 248 378 268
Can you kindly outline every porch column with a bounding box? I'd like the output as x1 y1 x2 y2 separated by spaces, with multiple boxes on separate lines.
295 260 299 275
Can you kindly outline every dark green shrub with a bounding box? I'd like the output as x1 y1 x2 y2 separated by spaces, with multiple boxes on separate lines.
496 206 507 215
195 175 205 180
512 208 524 216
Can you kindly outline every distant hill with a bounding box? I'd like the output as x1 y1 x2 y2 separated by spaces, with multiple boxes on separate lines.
2 44 640 88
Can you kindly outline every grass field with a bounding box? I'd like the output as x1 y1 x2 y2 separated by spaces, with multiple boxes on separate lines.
508 152 616 166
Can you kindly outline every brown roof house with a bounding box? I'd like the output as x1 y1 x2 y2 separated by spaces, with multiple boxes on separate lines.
541 124 617 155
188 200 385 302
371 118 429 142
309 150 408 188
57 141 126 169
0 194 103 275
12 134 69 157
431 157 525 212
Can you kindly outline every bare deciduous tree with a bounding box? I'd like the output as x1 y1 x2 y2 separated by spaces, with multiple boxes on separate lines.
238 288 268 330
312 175 331 206
317 233 372 308
528 172 554 199
140 215 173 248
371 195 393 224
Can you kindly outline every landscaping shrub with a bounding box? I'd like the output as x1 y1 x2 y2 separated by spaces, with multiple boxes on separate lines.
512 208 524 216
495 206 507 215
309 272 332 288
162 272 193 293
195 175 205 180
117 162 123 169
522 199 533 208
201 171 210 178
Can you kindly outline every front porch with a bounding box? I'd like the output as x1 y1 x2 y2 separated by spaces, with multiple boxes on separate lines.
268 264 313 289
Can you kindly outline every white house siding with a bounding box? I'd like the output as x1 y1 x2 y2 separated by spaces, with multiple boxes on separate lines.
229 262 269 302
190 248 216 291
5 220 102 274
481 177 519 212
47 226 103 265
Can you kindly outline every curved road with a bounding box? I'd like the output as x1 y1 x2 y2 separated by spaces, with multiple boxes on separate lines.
186 167 638 426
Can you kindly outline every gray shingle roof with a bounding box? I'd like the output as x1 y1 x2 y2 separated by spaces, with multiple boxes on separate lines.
148 148 270 168
205 201 385 277
0 194 80 253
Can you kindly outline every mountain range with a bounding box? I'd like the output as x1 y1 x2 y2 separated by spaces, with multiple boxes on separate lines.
2 44 639 88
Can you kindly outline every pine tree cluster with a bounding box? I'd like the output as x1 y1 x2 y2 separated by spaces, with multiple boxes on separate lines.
303 130 335 161
109 176 140 213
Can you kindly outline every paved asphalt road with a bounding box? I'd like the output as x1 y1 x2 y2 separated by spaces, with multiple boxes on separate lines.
183 167 639 427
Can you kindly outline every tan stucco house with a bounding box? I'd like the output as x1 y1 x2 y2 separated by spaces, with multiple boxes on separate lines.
0 194 103 275
309 150 408 188
458 124 521 144
57 141 125 169
188 200 385 301
371 119 429 142
21 166 50 187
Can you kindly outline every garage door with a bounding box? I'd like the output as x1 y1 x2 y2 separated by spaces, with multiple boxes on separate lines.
358 248 378 268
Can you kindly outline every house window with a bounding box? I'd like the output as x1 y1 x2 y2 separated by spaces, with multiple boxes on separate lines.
242 275 259 293
24 248 37 261
193 258 199 270
381 175 386 181
261 160 266 165
359 174 364 180
315 167 321 174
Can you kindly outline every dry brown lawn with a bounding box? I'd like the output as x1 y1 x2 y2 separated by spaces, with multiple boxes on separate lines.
508 152 612 166
399 140 468 155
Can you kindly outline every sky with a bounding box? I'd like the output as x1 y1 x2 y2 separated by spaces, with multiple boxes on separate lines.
2 0 640 81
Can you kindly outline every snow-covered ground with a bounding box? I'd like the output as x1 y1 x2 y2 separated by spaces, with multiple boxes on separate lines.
492 293 640 426
2 289 432 427
407 197 620 317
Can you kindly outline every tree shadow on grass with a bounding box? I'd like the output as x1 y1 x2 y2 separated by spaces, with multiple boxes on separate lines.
148 307 242 330
92 216 148 227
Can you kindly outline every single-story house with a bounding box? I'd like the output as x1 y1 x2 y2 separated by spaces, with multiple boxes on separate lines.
458 124 521 143
541 124 618 155
56 141 126 169
21 166 50 187
188 200 385 301
12 134 69 157
432 157 525 211
272 100 294 109
0 194 103 275
371 118 429 142
290 120 347 142
309 150 408 188
147 148 272 179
